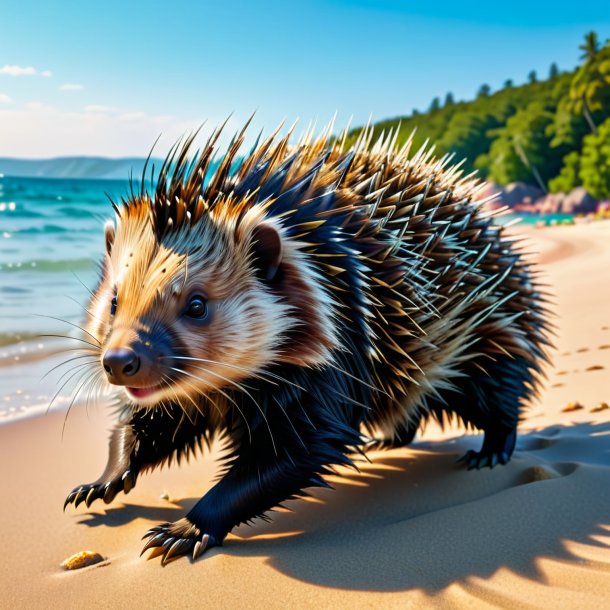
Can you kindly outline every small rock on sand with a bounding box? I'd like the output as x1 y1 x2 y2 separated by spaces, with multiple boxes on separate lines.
586 365 605 372
591 402 609 413
562 401 585 413
61 551 105 570
160 490 170 500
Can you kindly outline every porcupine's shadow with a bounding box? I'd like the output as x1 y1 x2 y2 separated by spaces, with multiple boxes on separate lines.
77 502 190 528
224 421 610 592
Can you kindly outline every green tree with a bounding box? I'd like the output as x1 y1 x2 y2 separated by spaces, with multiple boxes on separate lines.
569 35 610 133
482 102 562 188
504 79 514 88
477 84 491 97
579 31 600 61
438 110 500 175
549 62 560 79
429 97 441 112
444 92 455 106
579 116 610 199
549 151 581 192
528 70 538 84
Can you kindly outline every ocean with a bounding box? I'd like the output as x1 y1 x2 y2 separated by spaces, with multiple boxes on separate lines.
0 175 129 420
0 174 574 422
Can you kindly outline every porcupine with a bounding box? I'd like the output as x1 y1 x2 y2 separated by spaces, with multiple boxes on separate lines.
63 118 551 564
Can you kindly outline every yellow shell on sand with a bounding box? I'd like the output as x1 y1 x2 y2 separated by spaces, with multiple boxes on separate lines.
61 551 105 570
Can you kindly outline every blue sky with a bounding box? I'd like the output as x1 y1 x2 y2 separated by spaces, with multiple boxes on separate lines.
1 0 609 157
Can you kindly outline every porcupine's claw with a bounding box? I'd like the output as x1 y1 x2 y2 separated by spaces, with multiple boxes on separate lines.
141 518 217 564
457 427 517 470
63 468 138 510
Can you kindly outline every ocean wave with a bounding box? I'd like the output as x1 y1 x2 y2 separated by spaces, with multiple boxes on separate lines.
0 257 96 272
13 224 70 234
56 206 97 218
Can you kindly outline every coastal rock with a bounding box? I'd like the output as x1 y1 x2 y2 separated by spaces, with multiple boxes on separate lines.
498 182 545 207
561 187 598 215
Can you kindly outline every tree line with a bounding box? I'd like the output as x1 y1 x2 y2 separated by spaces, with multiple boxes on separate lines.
345 32 610 200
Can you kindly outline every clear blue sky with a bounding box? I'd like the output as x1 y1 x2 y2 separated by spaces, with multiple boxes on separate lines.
1 0 609 157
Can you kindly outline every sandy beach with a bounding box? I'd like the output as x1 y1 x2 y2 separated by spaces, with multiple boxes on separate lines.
1 220 609 609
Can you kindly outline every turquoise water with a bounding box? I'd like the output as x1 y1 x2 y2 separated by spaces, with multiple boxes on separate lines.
0 175 131 419
0 175 130 343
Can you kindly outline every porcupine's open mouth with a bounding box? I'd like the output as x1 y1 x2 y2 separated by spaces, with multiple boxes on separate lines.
125 385 163 400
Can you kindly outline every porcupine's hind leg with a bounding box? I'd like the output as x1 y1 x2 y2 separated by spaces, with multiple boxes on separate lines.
367 414 421 449
436 355 533 470
64 404 205 509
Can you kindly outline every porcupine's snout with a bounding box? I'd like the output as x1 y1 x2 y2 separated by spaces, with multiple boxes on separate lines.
101 327 174 403
103 347 140 381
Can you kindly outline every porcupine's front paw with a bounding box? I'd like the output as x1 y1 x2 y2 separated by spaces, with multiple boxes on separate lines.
63 468 137 510
141 518 221 565
457 427 517 470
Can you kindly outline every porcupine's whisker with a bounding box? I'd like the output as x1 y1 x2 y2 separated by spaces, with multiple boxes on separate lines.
168 366 253 447
67 371 103 435
46 360 98 416
170 374 222 422
42 346 100 358
64 294 105 324
38 334 102 351
170 364 278 456
55 358 97 388
40 354 98 382
33 314 102 346
162 356 300 391
165 355 383 399
59 367 95 434
83 371 103 418
161 374 197 430
70 270 95 298
162 356 318 432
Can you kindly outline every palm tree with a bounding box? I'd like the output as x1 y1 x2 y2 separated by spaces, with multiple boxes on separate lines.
579 31 600 61
570 33 608 134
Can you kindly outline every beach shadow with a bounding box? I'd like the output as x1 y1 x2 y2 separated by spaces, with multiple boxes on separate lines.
77 501 189 528
75 421 610 592
218 421 610 592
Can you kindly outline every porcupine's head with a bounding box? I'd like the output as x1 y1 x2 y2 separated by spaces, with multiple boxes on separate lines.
86 126 340 410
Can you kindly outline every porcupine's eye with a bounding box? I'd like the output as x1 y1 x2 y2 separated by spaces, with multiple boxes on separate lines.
184 295 208 320
110 295 117 316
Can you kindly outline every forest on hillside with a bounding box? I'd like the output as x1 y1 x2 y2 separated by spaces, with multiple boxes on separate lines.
347 32 610 200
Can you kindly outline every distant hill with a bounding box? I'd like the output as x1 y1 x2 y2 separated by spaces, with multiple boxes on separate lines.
0 156 164 180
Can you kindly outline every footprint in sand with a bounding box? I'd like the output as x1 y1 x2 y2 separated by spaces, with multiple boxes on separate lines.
562 401 585 413
518 462 579 485
551 383 564 388
557 370 569 376
599 345 610 350
585 365 605 372
518 430 561 451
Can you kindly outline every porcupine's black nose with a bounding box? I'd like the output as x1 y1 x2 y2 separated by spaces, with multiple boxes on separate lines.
103 347 141 381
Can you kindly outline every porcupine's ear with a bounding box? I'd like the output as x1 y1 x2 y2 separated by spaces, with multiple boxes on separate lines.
237 209 339 367
250 224 283 282
104 221 115 256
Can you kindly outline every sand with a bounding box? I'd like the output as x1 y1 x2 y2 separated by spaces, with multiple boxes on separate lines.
1 221 609 609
